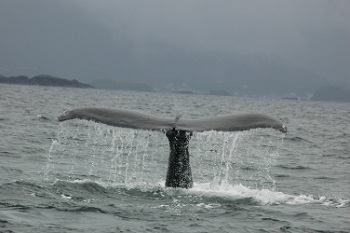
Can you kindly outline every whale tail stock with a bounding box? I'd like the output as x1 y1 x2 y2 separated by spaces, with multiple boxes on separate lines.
58 107 287 188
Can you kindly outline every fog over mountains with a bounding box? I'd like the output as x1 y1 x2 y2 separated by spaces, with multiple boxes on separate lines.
1 1 349 97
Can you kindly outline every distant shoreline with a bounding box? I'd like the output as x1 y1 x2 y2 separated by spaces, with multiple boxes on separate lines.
0 74 93 88
311 86 350 102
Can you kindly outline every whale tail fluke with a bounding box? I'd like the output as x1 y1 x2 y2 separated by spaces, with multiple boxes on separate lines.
58 107 287 133
58 107 287 189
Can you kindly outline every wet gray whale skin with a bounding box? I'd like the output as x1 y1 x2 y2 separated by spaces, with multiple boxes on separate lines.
58 107 287 188
58 107 287 133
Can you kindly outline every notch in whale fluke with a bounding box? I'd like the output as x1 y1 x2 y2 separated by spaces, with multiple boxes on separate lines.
58 107 287 133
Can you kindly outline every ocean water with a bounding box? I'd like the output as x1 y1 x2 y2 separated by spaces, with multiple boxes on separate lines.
0 84 349 233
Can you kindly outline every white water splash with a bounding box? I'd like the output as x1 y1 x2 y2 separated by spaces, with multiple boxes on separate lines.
185 182 348 207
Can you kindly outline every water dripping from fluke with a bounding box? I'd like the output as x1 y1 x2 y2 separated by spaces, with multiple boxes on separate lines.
57 107 287 189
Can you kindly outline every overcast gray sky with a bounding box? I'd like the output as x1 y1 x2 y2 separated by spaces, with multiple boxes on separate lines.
0 0 349 95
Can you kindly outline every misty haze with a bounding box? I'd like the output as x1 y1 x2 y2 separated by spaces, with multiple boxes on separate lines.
0 1 349 99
